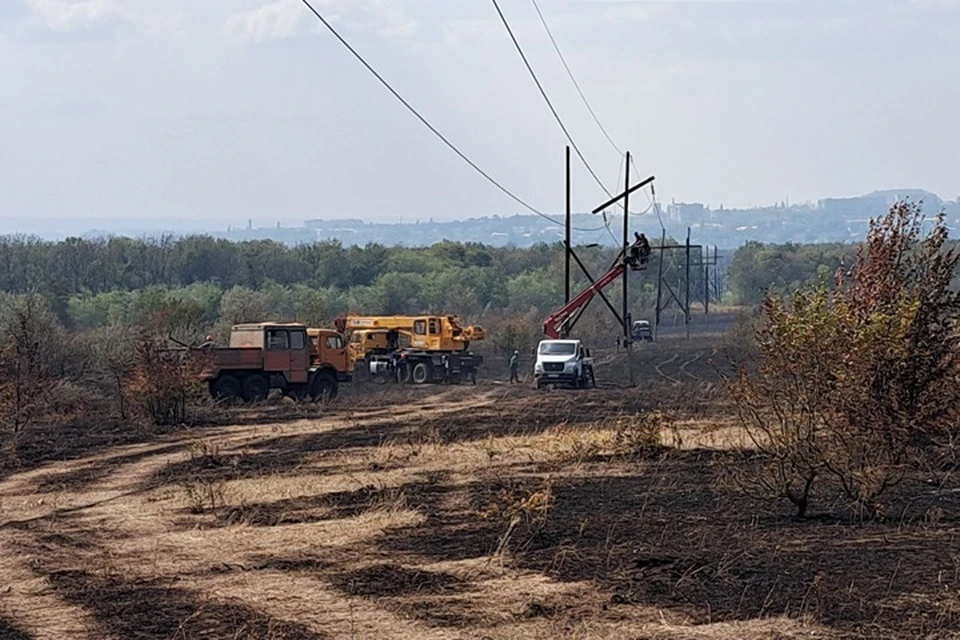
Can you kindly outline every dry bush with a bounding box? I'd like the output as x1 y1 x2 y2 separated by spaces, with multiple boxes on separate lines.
479 476 555 561
609 411 669 456
43 379 100 423
545 426 608 464
731 202 960 518
125 333 206 427
85 325 137 420
545 412 668 464
185 479 227 514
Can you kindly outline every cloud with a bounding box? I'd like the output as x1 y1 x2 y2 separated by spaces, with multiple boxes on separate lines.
366 0 417 39
223 0 313 44
223 0 418 45
442 18 502 46
24 0 129 33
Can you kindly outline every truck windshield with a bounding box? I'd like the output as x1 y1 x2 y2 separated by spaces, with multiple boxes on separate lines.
539 343 576 355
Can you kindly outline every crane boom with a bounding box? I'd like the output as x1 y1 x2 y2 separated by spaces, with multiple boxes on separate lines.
543 263 625 339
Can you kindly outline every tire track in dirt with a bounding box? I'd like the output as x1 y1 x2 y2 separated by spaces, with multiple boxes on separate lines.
0 389 501 640
679 352 703 380
0 531 107 640
655 353 681 383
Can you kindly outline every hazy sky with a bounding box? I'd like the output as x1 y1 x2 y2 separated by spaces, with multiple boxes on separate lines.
1 0 958 228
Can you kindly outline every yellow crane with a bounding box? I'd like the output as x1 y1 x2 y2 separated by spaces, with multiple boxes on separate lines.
334 315 485 384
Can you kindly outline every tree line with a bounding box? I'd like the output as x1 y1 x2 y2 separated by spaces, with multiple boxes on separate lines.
0 235 711 335
10 231 948 328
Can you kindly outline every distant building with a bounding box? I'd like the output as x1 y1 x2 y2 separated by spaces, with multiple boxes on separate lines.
817 196 888 216
666 201 708 223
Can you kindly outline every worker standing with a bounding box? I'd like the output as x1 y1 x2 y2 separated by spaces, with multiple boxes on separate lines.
509 350 520 384
632 232 651 265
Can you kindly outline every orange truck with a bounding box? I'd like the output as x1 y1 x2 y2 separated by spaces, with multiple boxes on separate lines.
199 322 350 402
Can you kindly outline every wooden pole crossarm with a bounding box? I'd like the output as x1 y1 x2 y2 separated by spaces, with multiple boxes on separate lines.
591 175 655 214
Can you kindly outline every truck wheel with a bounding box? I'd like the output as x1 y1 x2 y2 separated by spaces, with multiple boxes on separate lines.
412 361 432 385
242 375 269 403
285 384 310 402
211 375 241 401
311 372 338 403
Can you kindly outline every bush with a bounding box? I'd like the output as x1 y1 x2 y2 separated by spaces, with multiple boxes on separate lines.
732 202 960 518
125 333 206 427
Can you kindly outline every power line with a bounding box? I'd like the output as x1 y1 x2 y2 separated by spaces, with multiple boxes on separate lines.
629 157 663 230
490 0 612 200
298 0 605 232
526 0 658 226
530 0 623 157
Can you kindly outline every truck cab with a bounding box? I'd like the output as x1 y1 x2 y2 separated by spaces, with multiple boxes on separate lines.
307 328 351 380
534 339 596 389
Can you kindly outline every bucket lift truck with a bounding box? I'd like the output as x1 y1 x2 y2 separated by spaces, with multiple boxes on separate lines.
536 252 645 389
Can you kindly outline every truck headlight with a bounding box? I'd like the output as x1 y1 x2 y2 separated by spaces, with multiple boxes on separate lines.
564 361 577 372
534 363 543 373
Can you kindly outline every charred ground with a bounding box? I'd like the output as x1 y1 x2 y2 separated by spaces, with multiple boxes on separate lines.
0 326 957 639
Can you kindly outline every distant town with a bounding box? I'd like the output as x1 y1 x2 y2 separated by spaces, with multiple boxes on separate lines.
18 188 960 250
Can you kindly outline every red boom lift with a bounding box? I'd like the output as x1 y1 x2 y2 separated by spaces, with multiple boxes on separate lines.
543 263 625 339
543 249 647 339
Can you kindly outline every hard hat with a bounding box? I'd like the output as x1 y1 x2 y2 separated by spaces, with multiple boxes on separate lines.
514 350 519 354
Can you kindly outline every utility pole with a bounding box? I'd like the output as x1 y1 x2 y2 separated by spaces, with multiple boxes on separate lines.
565 145 571 305
714 246 720 303
685 227 691 339
623 152 633 385
623 151 631 349
654 228 665 341
704 245 710 317
587 167 655 359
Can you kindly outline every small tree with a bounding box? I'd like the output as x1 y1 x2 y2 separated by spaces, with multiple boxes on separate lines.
733 202 960 518
88 325 136 420
0 295 62 435
125 313 206 427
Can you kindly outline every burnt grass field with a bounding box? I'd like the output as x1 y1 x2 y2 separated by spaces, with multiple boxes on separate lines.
1 319 959 639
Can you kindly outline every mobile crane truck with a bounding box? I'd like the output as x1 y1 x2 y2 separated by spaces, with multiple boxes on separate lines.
334 315 485 385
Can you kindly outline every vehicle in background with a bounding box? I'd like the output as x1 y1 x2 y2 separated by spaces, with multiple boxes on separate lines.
335 315 484 385
631 320 653 342
533 339 596 389
200 322 346 403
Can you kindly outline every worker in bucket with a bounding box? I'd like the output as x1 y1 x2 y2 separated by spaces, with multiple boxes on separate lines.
630 232 651 266
509 349 520 384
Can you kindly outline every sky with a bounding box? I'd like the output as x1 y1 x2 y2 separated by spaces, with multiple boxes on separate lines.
1 0 958 231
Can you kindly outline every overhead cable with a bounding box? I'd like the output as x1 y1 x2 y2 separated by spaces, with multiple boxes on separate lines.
298 0 605 232
490 0 613 200
530 0 623 157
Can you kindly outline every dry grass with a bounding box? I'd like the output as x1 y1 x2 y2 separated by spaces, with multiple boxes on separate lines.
0 332 956 639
